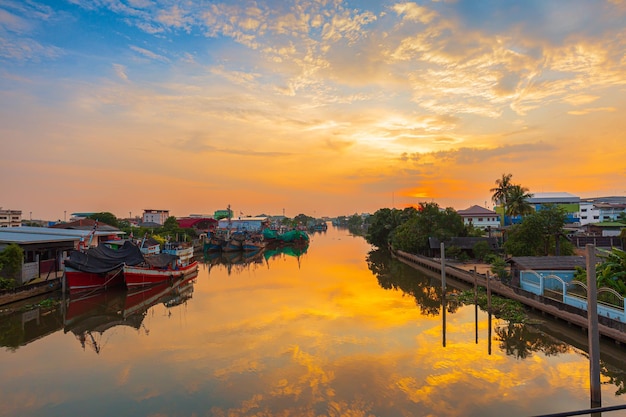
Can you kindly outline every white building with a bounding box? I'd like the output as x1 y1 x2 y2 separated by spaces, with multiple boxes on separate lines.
0 209 22 227
142 209 170 225
579 197 626 226
217 217 269 232
456 205 500 230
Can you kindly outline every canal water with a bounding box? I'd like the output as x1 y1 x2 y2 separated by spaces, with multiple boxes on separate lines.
1 225 625 417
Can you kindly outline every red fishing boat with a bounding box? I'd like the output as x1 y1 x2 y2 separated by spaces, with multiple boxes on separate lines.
123 241 198 287
64 241 145 292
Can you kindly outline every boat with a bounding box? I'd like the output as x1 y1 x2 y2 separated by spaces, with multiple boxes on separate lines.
242 235 266 251
64 241 145 292
222 232 245 252
262 228 309 248
123 254 199 287
204 233 225 252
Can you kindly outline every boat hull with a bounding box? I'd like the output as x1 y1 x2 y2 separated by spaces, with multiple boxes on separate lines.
123 261 199 287
65 266 125 292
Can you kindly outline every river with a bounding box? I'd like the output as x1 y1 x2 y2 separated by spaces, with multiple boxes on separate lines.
0 225 625 417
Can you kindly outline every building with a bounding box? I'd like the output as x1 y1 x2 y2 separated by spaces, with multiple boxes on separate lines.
0 225 124 285
142 209 170 225
526 192 580 224
579 197 626 226
217 217 269 232
0 209 22 228
456 205 500 231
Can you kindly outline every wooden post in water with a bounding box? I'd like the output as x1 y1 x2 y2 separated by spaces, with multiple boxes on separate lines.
486 271 492 312
586 244 601 408
474 267 478 344
440 242 446 292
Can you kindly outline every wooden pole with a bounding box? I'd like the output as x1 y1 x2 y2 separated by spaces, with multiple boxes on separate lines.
486 271 491 312
440 242 446 292
474 267 478 344
586 244 601 408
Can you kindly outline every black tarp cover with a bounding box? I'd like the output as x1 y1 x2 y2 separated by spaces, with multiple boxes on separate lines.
143 253 178 268
65 241 145 274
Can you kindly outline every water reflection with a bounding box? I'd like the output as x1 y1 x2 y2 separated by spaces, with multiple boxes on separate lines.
64 272 198 353
2 227 626 417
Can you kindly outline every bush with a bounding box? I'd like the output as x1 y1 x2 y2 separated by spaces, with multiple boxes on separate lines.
472 240 492 261
490 257 510 284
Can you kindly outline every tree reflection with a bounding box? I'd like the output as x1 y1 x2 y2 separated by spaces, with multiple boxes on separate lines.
366 248 462 316
494 322 570 359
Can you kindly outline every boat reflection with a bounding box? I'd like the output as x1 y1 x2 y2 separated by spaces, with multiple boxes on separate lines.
63 271 198 353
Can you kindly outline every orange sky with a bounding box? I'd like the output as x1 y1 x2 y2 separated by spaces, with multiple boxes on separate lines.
1 1 625 220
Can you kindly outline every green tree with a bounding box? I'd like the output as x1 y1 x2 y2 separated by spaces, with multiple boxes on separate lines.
490 173 513 224
391 203 465 255
503 207 574 256
366 208 415 249
87 212 119 228
506 185 534 218
472 240 492 261
0 244 24 287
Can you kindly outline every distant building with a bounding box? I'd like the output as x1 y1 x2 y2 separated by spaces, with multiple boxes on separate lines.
217 217 269 232
527 192 580 224
213 209 233 220
142 209 170 225
579 197 626 226
456 205 500 231
0 209 22 228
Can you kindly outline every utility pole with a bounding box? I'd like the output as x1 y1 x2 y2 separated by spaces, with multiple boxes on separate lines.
587 244 601 408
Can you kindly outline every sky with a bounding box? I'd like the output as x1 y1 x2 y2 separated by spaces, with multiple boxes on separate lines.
1 0 625 221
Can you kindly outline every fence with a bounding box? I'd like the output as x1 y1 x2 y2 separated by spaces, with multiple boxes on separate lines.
520 271 626 322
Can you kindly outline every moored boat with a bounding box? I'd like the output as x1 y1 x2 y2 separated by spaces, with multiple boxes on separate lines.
123 254 199 287
64 241 145 292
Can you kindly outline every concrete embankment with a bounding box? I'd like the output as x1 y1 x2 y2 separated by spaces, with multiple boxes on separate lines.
394 250 626 346
0 279 61 307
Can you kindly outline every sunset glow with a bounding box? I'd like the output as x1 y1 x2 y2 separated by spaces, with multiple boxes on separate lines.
1 1 625 219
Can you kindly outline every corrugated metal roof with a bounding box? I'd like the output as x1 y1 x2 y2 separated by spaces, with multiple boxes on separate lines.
507 256 586 270
0 231 77 244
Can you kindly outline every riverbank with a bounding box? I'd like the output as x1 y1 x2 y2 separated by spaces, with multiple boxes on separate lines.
394 250 626 345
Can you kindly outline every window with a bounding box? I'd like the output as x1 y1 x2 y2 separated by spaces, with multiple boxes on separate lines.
581 208 587 212
582 216 587 219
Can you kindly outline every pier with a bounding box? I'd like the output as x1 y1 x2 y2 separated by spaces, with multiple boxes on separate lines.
394 249 626 345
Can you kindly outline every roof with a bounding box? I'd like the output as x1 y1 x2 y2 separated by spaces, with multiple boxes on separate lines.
457 205 496 216
588 222 625 228
0 231 78 244
527 192 580 204
176 217 217 228
506 256 586 270
49 218 119 232
429 237 499 250
2 226 121 238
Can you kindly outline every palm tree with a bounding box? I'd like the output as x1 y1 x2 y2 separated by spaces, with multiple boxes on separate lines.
490 173 513 225
506 184 534 219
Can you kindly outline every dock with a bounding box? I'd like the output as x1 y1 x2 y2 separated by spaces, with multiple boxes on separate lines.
394 250 626 345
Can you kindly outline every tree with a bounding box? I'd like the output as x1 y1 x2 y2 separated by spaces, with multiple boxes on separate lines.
391 202 465 255
0 244 24 287
87 212 119 228
490 173 513 223
503 207 574 256
365 207 416 249
506 185 534 218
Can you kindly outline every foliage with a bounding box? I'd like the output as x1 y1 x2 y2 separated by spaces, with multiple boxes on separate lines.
365 207 416 249
490 173 533 225
506 184 534 217
575 247 626 296
472 240 492 261
0 244 23 283
391 203 465 255
503 206 574 257
87 212 119 228
456 288 527 323
490 257 510 283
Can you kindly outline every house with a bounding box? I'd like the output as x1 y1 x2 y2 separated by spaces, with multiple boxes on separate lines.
456 205 500 231
527 192 581 224
0 224 125 285
586 221 625 237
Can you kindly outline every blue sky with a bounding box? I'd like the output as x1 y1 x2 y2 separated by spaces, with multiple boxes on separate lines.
1 0 625 220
